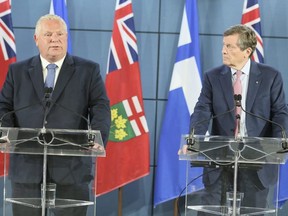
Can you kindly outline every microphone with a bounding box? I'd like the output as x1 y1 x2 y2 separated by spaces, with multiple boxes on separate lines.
0 88 54 141
186 106 236 152
234 94 288 153
0 88 95 147
46 100 95 147
42 87 53 130
39 88 96 147
0 88 54 128
235 114 241 138
234 94 242 140
234 94 242 107
0 91 51 142
0 102 42 128
44 87 53 108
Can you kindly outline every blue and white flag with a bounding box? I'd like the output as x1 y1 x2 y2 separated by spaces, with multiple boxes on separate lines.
50 0 72 53
154 0 203 206
277 162 288 207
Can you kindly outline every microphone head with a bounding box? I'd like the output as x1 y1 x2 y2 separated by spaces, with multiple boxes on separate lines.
186 137 195 146
282 139 288 150
187 128 195 145
234 94 242 107
233 94 242 101
87 133 95 146
44 87 53 94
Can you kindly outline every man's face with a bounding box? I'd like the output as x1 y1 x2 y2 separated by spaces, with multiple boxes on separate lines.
34 19 67 62
222 34 251 70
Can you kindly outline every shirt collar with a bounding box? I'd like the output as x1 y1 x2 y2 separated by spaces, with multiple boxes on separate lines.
40 55 66 70
231 59 251 76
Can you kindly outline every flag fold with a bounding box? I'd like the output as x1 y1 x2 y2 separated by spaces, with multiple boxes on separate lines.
50 0 72 53
241 0 264 63
154 0 204 207
96 0 150 196
0 0 16 176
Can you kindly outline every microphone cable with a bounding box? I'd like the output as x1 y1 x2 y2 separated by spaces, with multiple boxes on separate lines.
176 168 218 216
234 94 288 153
187 106 236 151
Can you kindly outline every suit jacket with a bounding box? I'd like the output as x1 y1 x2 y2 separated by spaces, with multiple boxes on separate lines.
0 54 111 184
190 61 288 188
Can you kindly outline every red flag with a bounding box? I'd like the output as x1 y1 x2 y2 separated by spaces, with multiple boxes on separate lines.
0 0 16 176
241 0 264 63
96 0 150 196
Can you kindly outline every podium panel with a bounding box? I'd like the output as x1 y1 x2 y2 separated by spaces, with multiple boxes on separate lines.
0 127 105 216
179 135 288 216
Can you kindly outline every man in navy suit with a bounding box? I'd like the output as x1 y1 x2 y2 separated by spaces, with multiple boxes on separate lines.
0 14 111 216
190 24 288 215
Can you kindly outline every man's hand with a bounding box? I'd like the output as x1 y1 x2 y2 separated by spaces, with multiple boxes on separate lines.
178 144 188 155
0 136 9 144
92 143 105 152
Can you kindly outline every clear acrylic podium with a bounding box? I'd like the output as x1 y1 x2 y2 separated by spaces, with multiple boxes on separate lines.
0 127 105 216
179 135 288 216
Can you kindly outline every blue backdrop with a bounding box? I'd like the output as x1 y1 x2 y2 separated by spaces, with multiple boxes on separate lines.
6 0 288 215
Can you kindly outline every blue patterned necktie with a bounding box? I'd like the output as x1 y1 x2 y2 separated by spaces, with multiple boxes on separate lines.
45 64 57 88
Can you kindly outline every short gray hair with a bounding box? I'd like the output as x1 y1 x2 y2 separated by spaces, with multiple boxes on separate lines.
224 24 257 57
35 14 67 36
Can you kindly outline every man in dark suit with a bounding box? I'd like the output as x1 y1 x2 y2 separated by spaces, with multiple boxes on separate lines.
0 14 111 216
189 24 288 215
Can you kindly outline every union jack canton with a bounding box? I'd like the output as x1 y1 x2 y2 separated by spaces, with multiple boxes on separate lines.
241 0 264 63
107 0 138 73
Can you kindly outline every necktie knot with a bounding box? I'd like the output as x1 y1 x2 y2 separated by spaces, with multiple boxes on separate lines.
235 70 242 79
47 63 57 70
45 64 57 88
234 71 242 95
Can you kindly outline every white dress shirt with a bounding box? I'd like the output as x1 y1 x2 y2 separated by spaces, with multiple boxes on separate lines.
231 59 251 137
41 55 66 87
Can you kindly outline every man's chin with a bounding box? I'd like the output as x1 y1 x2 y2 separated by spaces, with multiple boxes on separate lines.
223 60 229 66
47 53 65 62
223 61 235 68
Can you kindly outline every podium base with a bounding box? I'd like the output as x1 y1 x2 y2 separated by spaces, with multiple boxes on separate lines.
6 198 94 209
187 205 276 215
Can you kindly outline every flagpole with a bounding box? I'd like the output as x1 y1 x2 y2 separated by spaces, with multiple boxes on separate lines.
174 198 179 216
118 187 123 216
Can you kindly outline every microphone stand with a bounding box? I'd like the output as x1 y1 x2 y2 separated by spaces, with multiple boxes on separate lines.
234 94 288 153
232 94 242 216
42 87 53 133
49 101 95 147
230 93 288 215
186 107 236 152
41 87 53 215
234 94 242 140
223 109 241 215
187 97 240 207
235 114 241 141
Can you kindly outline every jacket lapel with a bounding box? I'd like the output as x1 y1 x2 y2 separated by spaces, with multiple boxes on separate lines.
51 55 75 103
246 62 262 112
28 54 75 109
219 66 235 111
28 56 45 101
